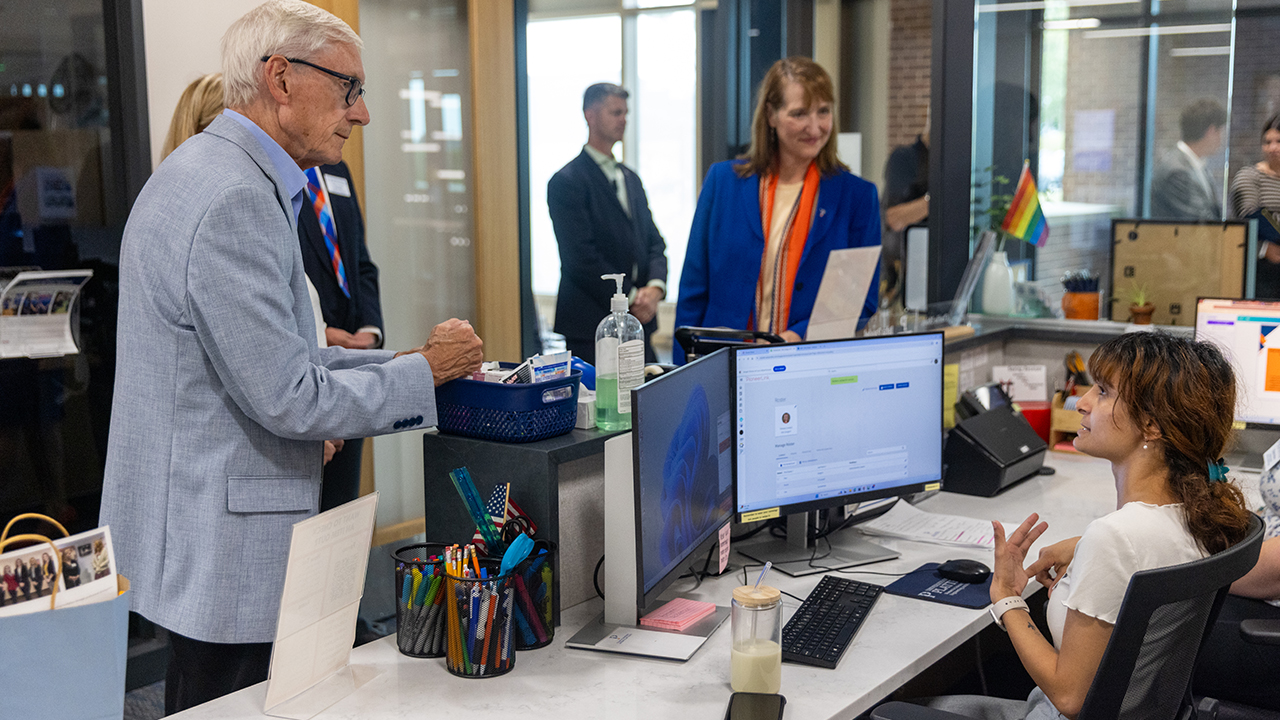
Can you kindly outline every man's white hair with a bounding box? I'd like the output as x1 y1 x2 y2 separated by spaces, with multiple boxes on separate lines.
221 0 362 109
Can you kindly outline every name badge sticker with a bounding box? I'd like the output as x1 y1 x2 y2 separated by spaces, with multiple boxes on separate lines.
322 173 352 197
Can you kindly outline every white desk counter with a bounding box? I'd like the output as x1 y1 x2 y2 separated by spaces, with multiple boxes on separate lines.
174 453 1124 720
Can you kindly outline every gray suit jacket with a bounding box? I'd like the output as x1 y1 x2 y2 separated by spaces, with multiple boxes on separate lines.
1151 146 1222 221
101 115 435 643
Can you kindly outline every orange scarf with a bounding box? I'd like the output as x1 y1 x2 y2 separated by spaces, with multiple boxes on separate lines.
755 162 820 333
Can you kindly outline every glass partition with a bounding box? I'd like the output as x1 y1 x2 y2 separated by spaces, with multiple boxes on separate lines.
966 0 1278 323
1 0 128 531
362 0 476 528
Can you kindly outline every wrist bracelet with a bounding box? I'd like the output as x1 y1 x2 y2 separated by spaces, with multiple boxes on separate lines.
989 596 1029 631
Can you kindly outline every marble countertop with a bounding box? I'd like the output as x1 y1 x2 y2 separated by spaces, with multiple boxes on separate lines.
172 453 1167 720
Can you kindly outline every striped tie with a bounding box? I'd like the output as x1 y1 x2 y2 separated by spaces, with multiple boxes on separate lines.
304 167 350 298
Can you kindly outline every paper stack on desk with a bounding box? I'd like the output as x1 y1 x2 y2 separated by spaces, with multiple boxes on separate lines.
857 501 1015 549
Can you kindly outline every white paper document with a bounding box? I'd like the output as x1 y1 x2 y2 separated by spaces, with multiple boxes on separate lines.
991 365 1049 402
806 246 882 341
0 268 93 358
265 493 379 715
857 500 1015 549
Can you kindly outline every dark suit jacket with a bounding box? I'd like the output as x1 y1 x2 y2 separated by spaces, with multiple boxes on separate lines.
547 150 668 351
1151 147 1222 221
298 161 384 344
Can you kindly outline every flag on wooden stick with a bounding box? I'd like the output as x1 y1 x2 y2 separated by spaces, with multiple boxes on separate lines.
1000 161 1049 247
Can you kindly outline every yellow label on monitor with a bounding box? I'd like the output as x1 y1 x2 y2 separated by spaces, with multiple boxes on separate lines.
831 375 858 385
741 507 781 523
1233 420 1247 430
925 482 942 492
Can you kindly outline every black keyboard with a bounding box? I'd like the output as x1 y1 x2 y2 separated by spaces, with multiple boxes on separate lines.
781 575 883 669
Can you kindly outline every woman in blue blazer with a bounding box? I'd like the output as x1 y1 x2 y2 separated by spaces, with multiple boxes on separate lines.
675 57 879 358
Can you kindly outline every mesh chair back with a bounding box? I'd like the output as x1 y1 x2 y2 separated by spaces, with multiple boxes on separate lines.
1078 515 1263 720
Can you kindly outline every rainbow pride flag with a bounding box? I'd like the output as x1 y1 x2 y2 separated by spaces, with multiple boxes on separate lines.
1000 162 1049 247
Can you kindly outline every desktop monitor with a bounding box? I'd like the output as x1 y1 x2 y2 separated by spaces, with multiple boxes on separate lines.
632 347 735 613
567 349 734 660
1194 298 1280 469
733 332 945 575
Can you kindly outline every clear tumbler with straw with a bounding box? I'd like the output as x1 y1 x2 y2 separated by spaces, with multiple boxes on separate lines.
731 564 782 693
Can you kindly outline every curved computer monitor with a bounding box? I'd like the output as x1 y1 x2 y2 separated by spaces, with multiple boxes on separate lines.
632 347 735 613
732 332 945 574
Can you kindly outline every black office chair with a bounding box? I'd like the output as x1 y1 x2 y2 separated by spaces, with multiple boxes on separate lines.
1196 618 1280 720
872 514 1263 720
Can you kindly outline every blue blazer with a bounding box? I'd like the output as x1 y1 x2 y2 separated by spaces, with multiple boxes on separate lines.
675 160 881 349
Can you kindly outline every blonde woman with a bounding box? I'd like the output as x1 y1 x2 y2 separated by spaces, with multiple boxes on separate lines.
160 73 224 162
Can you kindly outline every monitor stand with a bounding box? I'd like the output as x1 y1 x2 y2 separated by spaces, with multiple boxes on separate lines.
564 605 730 662
736 511 899 578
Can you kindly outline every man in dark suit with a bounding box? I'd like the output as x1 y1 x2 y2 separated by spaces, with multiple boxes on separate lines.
298 159 384 511
1151 99 1228 220
548 83 667 364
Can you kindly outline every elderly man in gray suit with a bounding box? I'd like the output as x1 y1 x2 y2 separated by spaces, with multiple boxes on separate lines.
99 1 484 712
1151 98 1228 221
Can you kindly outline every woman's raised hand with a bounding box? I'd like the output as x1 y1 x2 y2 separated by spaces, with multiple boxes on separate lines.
990 513 1048 602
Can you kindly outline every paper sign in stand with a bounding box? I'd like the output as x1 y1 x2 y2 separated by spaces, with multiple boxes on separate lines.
264 493 381 719
806 246 881 342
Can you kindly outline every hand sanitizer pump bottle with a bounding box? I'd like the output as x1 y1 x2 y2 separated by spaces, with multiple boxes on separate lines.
595 273 645 431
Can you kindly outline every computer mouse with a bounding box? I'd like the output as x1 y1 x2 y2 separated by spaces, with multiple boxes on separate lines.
936 559 992 584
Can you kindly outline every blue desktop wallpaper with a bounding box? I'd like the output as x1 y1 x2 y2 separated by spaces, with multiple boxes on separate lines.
658 385 722 565
637 350 732 594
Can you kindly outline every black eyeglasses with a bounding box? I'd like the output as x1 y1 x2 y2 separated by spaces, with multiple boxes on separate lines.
261 55 365 107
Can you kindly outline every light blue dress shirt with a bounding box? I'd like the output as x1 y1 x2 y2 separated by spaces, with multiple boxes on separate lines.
221 109 308 222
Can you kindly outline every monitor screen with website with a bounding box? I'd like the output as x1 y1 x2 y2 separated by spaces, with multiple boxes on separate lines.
732 333 944 573
1194 297 1280 428
633 347 735 611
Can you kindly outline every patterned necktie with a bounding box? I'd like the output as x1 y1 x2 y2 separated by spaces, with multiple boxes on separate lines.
304 167 350 298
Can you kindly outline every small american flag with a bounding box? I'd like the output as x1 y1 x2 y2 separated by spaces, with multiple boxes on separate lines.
472 483 537 557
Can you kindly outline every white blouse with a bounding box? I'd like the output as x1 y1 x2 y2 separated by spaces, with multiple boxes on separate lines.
1044 501 1205 648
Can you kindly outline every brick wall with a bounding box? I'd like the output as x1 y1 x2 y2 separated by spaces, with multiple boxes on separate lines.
887 0 932 149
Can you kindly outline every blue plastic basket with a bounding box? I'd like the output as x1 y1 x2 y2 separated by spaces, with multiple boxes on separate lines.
434 366 581 443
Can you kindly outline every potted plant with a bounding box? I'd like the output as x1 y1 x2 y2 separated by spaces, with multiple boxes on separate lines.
1126 282 1155 325
1061 271 1100 320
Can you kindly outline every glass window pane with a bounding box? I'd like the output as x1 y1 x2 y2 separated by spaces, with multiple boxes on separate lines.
527 15 622 297
1 0 117 525
635 9 697 301
970 0 1240 319
362 0 477 528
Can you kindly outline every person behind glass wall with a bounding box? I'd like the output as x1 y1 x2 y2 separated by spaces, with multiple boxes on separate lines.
1227 114 1280 299
1150 99 1228 220
547 82 668 364
160 71 380 509
675 57 879 361
881 110 930 307
917 332 1251 720
100 1 484 712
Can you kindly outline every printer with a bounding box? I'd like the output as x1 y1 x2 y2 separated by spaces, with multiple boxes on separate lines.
944 384 1048 497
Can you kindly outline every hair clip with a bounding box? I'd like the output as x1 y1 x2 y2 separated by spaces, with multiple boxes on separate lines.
1207 458 1229 483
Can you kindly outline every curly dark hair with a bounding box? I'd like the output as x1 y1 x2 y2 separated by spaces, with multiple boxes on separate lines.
1087 331 1252 554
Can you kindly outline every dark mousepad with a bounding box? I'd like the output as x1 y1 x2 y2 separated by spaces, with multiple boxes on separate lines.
884 562 992 609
